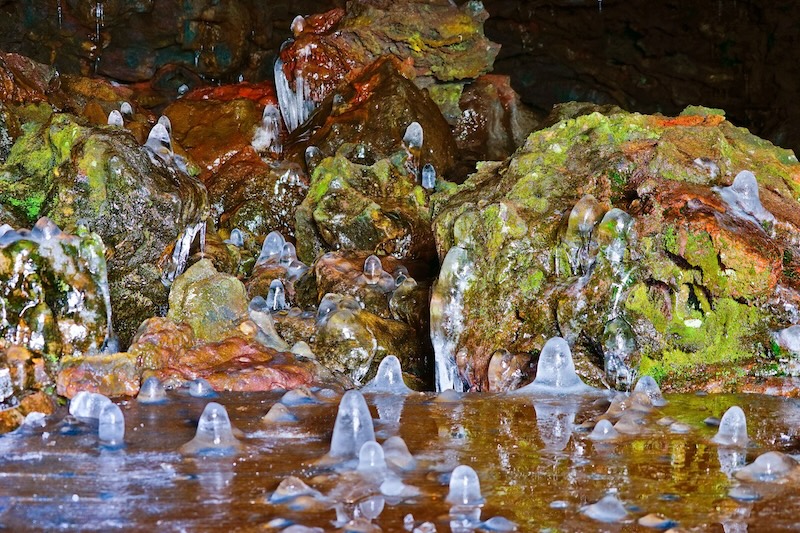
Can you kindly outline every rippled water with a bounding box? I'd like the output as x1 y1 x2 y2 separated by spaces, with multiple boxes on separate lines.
1 391 800 531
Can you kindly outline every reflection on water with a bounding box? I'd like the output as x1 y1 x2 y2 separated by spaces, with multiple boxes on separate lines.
0 391 799 530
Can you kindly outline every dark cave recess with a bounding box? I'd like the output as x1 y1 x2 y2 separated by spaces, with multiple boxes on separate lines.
2 0 796 153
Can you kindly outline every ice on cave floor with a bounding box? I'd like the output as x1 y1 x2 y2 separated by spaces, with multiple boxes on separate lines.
256 231 285 266
98 403 124 447
357 441 388 480
137 376 167 404
326 390 375 463
268 476 325 504
157 115 172 136
180 402 241 456
512 337 595 395
712 406 748 446
362 355 412 394
421 163 436 190
446 465 484 506
262 402 298 424
589 419 620 441
252 104 283 156
382 436 417 472
581 493 628 523
280 387 319 406
632 375 667 406
266 279 289 311
734 451 798 482
69 391 112 419
717 170 775 228
107 109 123 126
120 101 133 116
188 378 218 398
145 123 172 162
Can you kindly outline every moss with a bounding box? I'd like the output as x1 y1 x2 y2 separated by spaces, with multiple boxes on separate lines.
5 191 45 219
680 105 726 118
78 139 109 211
520 269 544 296
663 225 677 253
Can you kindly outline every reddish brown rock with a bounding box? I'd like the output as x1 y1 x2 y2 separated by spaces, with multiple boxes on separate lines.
129 318 196 372
0 52 62 105
56 353 141 399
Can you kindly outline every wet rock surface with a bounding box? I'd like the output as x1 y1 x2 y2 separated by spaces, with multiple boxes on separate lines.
432 104 800 391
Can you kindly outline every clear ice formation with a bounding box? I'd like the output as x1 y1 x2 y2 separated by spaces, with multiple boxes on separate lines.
280 387 318 406
137 376 167 404
181 402 241 455
157 115 172 136
775 325 800 353
69 391 112 419
328 390 375 461
582 494 628 523
712 406 748 446
98 403 125 446
107 109 123 126
224 228 245 247
280 242 297 267
361 355 412 394
161 220 206 286
446 465 485 506
274 56 314 132
602 318 637 390
252 104 283 155
382 436 417 471
403 122 423 150
421 163 436 190
305 146 323 172
534 401 577 451
632 375 667 406
359 496 385 521
513 337 594 395
363 255 383 285
430 246 474 392
589 419 620 441
479 516 518 532
266 279 289 311
120 101 133 116
256 231 285 266
357 441 388 477
563 194 605 274
248 296 290 351
145 123 172 162
269 476 324 504
717 170 776 227
189 378 217 398
595 208 635 265
734 451 798 482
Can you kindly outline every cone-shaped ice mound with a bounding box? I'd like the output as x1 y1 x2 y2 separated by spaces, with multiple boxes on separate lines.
513 337 594 395
382 436 417 471
446 465 485 506
734 451 798 482
181 402 241 455
582 494 628 523
328 390 375 461
269 476 324 504
589 419 620 441
362 356 412 394
98 403 125 447
632 376 667 406
357 441 388 477
712 406 748 446
137 376 167 404
189 378 217 398
70 391 112 419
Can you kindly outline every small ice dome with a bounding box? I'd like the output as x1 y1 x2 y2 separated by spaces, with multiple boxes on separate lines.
145 123 172 157
285 259 309 282
567 194 604 240
362 355 412 394
434 389 462 403
269 476 323 504
107 109 124 126
257 231 285 266
632 375 667 406
403 122 423 149
479 516 518 532
363 255 383 285
382 436 417 471
31 217 62 241
446 465 485 506
98 403 125 447
513 337 593 395
582 494 627 523
734 451 798 482
328 390 375 460
137 376 167 404
189 378 217 398
157 115 172 136
280 242 297 267
670 422 691 434
69 391 112 419
357 441 388 475
181 402 240 455
224 229 245 247
775 324 800 353
120 101 133 116
317 293 341 324
712 406 748 446
266 279 289 311
718 170 775 225
589 419 620 441
262 403 297 423
421 163 436 190
359 496 385 521
728 485 762 502
280 387 318 406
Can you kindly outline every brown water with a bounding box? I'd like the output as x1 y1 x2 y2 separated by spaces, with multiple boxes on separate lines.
1 390 800 531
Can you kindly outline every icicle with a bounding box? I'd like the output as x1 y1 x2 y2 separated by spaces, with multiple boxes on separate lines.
252 104 283 156
162 221 206 285
274 54 314 133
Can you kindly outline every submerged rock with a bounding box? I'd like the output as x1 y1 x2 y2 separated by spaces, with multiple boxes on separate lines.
431 104 800 392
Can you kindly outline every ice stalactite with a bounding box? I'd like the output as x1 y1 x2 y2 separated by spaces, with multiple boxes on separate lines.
161 221 206 285
274 53 315 133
